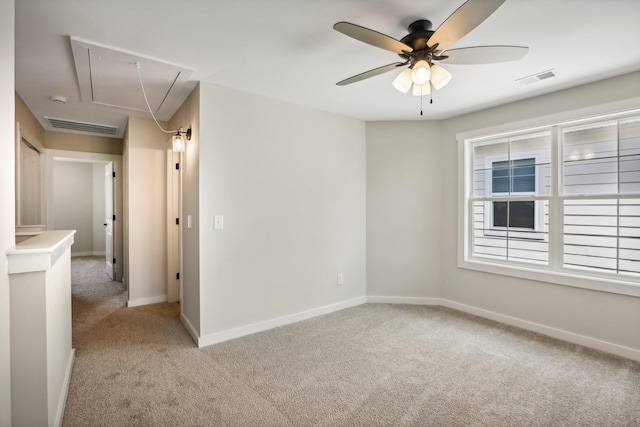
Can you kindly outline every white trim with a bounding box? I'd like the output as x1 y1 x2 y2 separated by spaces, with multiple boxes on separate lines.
127 295 167 307
366 296 441 305
440 299 640 362
54 349 75 427
71 251 106 257
197 297 367 348
367 296 640 362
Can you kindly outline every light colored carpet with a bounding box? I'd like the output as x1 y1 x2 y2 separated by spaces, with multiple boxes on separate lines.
63 256 640 426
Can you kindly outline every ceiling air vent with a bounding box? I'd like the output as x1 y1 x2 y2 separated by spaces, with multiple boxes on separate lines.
44 117 118 136
516 69 557 86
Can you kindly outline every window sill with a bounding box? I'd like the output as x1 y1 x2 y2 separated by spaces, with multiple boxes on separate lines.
459 257 640 298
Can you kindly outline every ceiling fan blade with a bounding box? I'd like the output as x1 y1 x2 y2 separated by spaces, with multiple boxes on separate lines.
428 0 507 51
442 46 528 64
337 62 406 86
333 22 413 54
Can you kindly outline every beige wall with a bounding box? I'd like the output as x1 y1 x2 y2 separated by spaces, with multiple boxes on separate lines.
124 116 169 306
1 0 15 423
366 121 443 299
52 161 96 255
197 83 366 341
45 131 123 155
16 92 123 155
168 85 200 335
15 92 44 144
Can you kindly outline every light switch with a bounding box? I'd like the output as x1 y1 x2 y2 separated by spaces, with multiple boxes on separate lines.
214 215 224 230
187 215 192 229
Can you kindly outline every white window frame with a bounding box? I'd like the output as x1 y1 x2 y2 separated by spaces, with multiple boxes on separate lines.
458 105 640 299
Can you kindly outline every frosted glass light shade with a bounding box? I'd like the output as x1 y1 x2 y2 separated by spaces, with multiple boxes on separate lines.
412 83 431 97
392 68 413 93
411 60 431 84
430 64 452 90
172 134 185 152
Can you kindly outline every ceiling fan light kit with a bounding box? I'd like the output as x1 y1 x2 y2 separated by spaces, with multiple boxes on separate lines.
412 83 431 97
392 68 413 93
333 0 528 113
410 60 431 85
430 64 453 90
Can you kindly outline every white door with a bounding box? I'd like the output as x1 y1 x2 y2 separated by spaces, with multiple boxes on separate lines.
105 162 115 279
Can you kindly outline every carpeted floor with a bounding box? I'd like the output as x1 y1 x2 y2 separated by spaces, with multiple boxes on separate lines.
63 256 640 426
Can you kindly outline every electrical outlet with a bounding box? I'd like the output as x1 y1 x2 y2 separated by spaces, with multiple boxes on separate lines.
337 274 344 286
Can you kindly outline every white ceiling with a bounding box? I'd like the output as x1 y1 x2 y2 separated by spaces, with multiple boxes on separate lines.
15 0 640 138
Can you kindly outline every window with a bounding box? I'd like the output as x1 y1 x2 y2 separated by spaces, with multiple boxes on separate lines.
462 111 640 295
472 132 550 263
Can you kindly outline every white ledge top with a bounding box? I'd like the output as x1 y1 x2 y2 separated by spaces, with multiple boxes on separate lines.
7 230 76 274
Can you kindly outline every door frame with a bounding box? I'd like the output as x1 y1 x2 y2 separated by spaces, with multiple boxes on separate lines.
166 149 181 302
105 162 115 280
45 149 124 282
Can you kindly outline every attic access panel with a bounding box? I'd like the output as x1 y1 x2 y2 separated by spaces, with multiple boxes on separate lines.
70 37 194 120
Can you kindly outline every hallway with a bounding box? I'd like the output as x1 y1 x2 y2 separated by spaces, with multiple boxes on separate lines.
70 256 126 342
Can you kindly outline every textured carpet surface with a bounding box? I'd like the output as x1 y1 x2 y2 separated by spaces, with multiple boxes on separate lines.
63 257 640 426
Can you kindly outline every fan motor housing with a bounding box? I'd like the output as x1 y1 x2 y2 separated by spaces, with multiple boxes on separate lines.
399 20 435 60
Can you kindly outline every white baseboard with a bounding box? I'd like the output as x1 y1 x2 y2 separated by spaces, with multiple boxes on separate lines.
198 296 368 348
71 251 106 257
367 295 640 362
127 295 167 308
439 299 640 362
55 348 75 427
367 296 441 305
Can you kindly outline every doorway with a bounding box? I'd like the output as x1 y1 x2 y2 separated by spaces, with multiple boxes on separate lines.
45 149 124 283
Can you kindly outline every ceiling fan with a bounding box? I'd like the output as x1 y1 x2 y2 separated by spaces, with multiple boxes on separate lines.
333 0 528 102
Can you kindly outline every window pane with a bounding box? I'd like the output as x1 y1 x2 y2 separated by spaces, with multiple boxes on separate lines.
511 158 535 192
473 201 507 260
473 200 548 265
620 119 640 194
491 161 510 193
619 199 640 276
473 140 508 197
563 122 618 195
563 199 640 277
493 201 535 229
492 159 536 194
510 132 552 196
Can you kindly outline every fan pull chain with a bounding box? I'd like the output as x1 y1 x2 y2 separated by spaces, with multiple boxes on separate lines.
420 94 423 116
430 81 433 104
